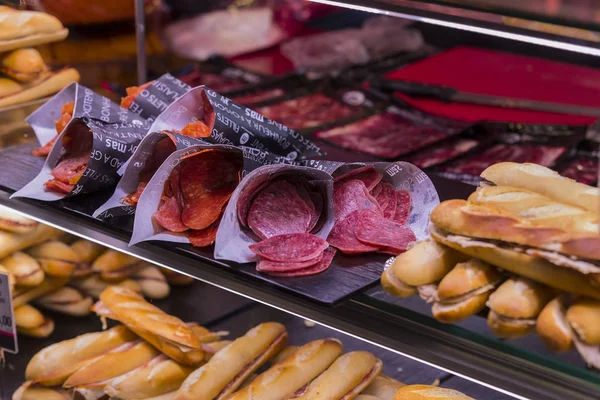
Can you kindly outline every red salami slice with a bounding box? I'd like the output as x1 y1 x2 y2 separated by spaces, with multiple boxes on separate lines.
248 180 312 239
153 196 188 233
43 179 73 194
379 183 397 220
189 216 221 247
256 252 324 273
334 166 382 191
267 247 336 277
236 174 272 228
308 191 323 232
393 190 411 225
327 210 379 254
355 210 416 252
249 233 329 262
371 182 383 198
333 180 382 222
180 150 241 230
51 153 89 184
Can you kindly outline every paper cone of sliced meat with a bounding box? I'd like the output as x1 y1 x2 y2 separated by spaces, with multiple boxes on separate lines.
327 162 438 257
27 82 145 158
214 164 336 277
12 117 148 204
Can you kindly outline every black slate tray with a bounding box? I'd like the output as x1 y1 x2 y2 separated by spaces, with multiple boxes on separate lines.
0 141 476 305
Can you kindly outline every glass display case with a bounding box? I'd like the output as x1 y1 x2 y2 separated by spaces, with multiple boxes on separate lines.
1 1 599 400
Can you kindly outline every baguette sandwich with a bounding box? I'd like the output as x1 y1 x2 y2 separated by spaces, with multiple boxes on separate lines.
13 276 69 308
0 205 38 233
70 240 105 278
381 240 468 298
536 296 574 353
430 200 600 300
92 249 144 281
93 286 207 366
0 67 79 108
12 383 70 400
35 286 93 317
132 264 170 300
1 251 44 286
0 6 68 52
0 224 60 259
394 385 474 400
15 304 54 338
175 322 288 400
27 241 78 277
69 274 141 299
361 375 405 400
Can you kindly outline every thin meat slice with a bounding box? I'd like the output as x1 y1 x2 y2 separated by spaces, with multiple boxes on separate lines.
248 180 312 239
267 247 336 277
333 180 382 222
355 210 416 252
51 153 89 184
180 150 241 230
236 174 272 228
43 179 73 194
188 216 221 247
153 196 188 233
334 166 382 191
379 183 397 220
249 233 329 262
308 191 324 232
371 182 383 198
256 252 324 273
327 211 379 254
393 190 411 224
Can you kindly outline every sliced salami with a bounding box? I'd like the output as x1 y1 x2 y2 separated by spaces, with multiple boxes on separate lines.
153 196 188 233
248 180 312 239
370 182 383 198
249 233 329 262
333 180 382 222
334 165 382 191
379 183 397 220
267 247 336 277
256 252 324 273
393 190 411 225
236 174 271 228
355 210 416 252
327 210 379 254
189 216 221 247
180 150 241 230
308 191 324 232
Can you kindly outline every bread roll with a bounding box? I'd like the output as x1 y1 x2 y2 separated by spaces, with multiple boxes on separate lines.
13 276 69 308
0 224 59 259
394 385 474 400
0 205 38 233
15 304 54 338
12 383 70 400
1 48 48 82
480 162 599 213
536 297 574 353
35 286 93 317
132 264 170 300
27 241 78 277
1 251 44 286
362 374 405 400
70 240 104 278
92 249 142 281
566 298 600 345
0 68 80 108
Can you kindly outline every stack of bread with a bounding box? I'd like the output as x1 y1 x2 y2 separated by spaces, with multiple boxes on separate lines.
382 162 600 369
0 205 193 339
15 285 476 400
0 6 79 107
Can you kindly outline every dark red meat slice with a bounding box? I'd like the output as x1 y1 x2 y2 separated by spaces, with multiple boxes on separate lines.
308 192 323 232
317 113 450 159
327 210 379 255
378 183 397 220
334 166 382 191
267 247 336 277
371 182 383 198
43 179 73 194
122 181 147 206
232 88 285 105
177 70 246 93
180 150 241 230
153 196 188 233
50 153 89 184
405 138 478 169
249 233 329 262
560 159 598 184
393 190 411 224
236 174 272 228
355 210 416 252
333 180 382 222
256 252 324 273
188 216 221 247
248 180 312 239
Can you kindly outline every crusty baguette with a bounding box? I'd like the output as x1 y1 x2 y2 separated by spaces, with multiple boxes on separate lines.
96 286 204 366
269 345 299 365
189 324 227 344
26 325 137 386
566 298 600 345
15 304 54 338
106 355 194 399
70 240 105 278
227 339 343 400
64 340 160 388
1 251 44 286
92 249 142 281
480 162 599 213
394 385 474 399
35 286 93 317
0 7 68 52
468 186 598 234
175 322 288 400
0 68 78 107
361 374 405 400
0 205 38 233
381 240 468 298
0 224 60 259
486 278 554 339
13 276 69 308
536 297 574 353
27 240 78 277
12 382 70 400
161 268 194 285
133 264 170 300
290 351 382 400
430 226 600 300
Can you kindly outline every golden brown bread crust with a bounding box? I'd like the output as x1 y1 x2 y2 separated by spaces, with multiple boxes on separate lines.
432 292 490 323
480 162 599 213
0 68 79 107
0 225 60 259
227 339 343 400
0 205 38 233
362 375 405 400
176 322 288 400
394 384 474 399
92 249 142 281
487 310 536 339
430 226 600 300
12 383 70 400
98 286 203 366
468 186 598 234
13 276 69 308
35 287 93 317
1 48 49 82
381 267 418 298
487 278 554 319
269 346 299 365
70 240 105 263
431 200 600 261
566 298 600 345
437 259 500 299
536 297 574 353
132 264 170 300
27 241 78 277
1 251 44 286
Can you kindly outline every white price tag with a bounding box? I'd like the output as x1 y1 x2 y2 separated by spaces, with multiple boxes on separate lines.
0 273 17 354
